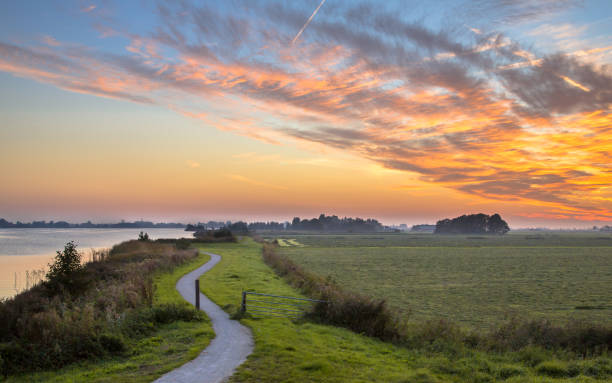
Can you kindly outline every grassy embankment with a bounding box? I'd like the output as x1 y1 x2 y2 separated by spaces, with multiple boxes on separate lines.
199 238 612 382
2 242 214 383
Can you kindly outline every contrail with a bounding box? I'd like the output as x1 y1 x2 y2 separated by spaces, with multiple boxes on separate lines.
291 0 326 44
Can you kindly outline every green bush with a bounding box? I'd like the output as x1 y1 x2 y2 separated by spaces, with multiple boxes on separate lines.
583 357 612 378
535 360 570 378
175 238 192 249
487 317 612 355
46 241 83 287
99 333 126 354
497 364 525 379
151 303 203 324
516 346 550 367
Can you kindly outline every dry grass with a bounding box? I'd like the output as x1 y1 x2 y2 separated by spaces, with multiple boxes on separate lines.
0 239 201 377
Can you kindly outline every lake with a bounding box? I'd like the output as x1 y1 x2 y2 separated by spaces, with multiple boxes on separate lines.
0 228 190 299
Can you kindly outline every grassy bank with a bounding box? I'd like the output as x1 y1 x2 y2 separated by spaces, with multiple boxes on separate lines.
198 239 612 382
2 244 214 382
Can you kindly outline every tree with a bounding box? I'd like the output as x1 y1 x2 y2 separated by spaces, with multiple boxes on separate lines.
138 231 150 241
46 241 82 283
487 213 510 235
435 213 510 235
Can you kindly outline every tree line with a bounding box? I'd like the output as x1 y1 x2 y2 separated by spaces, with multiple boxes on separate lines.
435 213 510 234
186 214 385 233
0 218 184 229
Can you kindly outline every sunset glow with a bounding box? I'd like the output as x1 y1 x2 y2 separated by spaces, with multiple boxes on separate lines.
1 1 610 227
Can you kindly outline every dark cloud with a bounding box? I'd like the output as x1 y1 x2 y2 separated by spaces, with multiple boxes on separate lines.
500 54 612 116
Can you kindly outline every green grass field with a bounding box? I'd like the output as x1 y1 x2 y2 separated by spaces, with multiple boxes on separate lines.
197 239 612 382
277 233 612 328
269 231 612 248
5 252 214 383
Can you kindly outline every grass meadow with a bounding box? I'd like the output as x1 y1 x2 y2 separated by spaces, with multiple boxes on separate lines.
7 234 610 382
198 239 612 382
277 232 612 328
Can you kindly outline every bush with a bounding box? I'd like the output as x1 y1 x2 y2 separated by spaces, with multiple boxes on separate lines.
583 357 612 378
151 303 203 324
193 228 236 243
99 333 126 354
138 231 150 241
535 360 570 378
175 238 192 250
497 364 525 379
46 241 82 284
515 346 549 367
485 317 612 356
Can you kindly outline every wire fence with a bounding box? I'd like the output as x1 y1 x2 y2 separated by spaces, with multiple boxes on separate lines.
241 291 327 319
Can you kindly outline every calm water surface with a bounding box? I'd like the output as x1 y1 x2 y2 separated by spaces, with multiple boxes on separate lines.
0 228 190 299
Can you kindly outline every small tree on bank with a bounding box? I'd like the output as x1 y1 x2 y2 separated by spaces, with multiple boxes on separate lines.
138 231 150 241
46 241 82 284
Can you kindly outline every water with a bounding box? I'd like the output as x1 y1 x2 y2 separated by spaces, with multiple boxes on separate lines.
0 228 191 299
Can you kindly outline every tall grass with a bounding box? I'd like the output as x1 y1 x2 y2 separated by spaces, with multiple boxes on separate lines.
0 239 203 377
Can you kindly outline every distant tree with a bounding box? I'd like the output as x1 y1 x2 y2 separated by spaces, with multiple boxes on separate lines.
138 231 150 241
228 221 249 233
193 228 236 242
487 214 510 235
435 213 510 235
46 241 82 283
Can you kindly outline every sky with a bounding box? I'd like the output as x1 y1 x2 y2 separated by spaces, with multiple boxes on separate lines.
0 0 611 228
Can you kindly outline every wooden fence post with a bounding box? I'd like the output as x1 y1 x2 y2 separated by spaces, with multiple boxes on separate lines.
241 291 247 313
195 279 200 310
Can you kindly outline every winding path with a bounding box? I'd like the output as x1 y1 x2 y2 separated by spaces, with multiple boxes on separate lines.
154 252 253 383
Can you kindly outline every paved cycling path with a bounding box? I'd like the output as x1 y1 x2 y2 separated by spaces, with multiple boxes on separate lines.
154 252 253 383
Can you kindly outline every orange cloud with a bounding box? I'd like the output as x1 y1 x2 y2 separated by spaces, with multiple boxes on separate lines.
0 2 610 223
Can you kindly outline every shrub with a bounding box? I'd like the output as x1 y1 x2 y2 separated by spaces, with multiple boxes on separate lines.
497 364 526 379
46 241 82 284
138 231 150 241
583 357 612 378
535 360 570 378
151 303 203 324
515 346 549 367
99 333 126 354
175 238 192 249
485 317 612 356
193 228 236 243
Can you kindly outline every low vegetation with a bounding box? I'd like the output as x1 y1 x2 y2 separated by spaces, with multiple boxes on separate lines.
193 228 237 243
0 239 210 379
